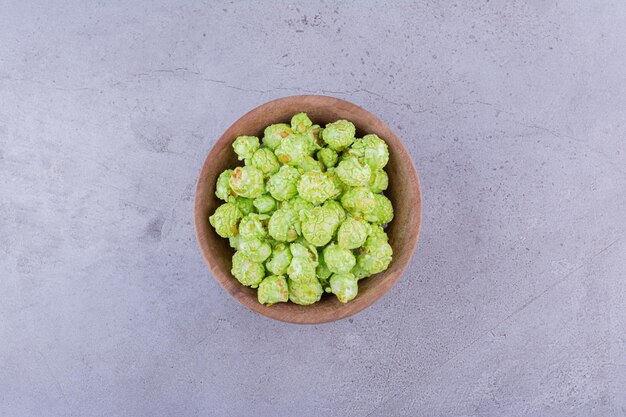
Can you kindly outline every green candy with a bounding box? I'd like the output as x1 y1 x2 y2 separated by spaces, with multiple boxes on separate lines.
330 272 358 303
267 165 300 201
231 251 265 287
257 275 289 305
215 169 235 202
209 202 242 238
287 257 317 283
316 251 333 281
325 168 347 199
305 125 324 153
367 224 389 242
368 169 389 193
350 263 371 280
300 206 338 247
323 243 356 274
274 134 309 166
322 200 346 224
365 194 394 225
281 196 314 214
317 147 338 168
266 243 292 275
336 157 371 187
337 217 369 249
297 155 324 173
288 278 323 305
229 235 241 250
291 112 313 134
229 166 265 198
239 237 272 263
267 208 300 242
232 135 260 160
210 114 395 306
289 242 318 262
357 236 393 275
349 134 389 170
341 187 376 218
250 148 280 177
253 194 277 214
235 196 255 215
287 242 318 283
263 123 292 151
322 120 356 151
297 171 336 205
238 213 269 240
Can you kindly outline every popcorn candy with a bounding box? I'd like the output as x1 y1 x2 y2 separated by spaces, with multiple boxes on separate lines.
209 112 395 305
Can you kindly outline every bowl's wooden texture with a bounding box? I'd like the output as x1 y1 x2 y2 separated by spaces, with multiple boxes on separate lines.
194 96 422 324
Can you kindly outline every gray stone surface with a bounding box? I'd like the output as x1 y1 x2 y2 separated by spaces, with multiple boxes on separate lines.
1 1 625 416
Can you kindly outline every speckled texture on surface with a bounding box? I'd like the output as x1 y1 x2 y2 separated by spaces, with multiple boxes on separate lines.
1 1 625 416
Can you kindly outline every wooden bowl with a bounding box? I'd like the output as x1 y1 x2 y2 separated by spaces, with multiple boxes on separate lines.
194 95 422 324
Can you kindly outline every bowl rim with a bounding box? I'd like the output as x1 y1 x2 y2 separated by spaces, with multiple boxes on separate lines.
194 95 422 324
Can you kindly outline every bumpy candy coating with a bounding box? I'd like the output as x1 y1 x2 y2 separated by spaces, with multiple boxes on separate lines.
229 166 265 198
209 113 396 306
232 135 260 160
257 275 289 305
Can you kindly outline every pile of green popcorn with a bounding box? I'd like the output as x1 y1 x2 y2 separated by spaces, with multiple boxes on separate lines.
209 112 394 306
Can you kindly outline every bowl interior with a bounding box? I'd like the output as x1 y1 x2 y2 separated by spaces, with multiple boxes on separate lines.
195 95 421 324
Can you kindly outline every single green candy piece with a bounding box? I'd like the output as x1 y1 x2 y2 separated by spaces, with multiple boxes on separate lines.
368 169 389 193
297 155 324 173
330 272 358 303
266 243 292 275
239 237 272 263
322 120 356 151
305 125 324 152
216 169 235 202
274 134 309 166
351 263 371 280
367 224 389 242
257 275 289 305
341 187 376 218
317 147 338 168
253 194 277 214
235 196 255 215
231 251 265 287
300 206 339 247
288 278 323 305
297 171 336 205
267 165 300 201
289 242 317 261
209 202 242 238
357 237 393 275
232 136 260 160
349 134 389 170
325 168 347 199
323 243 356 274
263 123 292 151
316 251 333 281
301 125 324 155
337 217 369 249
238 213 269 240
250 148 280 178
229 236 240 250
365 194 394 225
229 166 265 198
291 112 313 134
267 208 300 242
281 196 314 214
287 256 317 283
323 200 346 229
336 157 371 187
